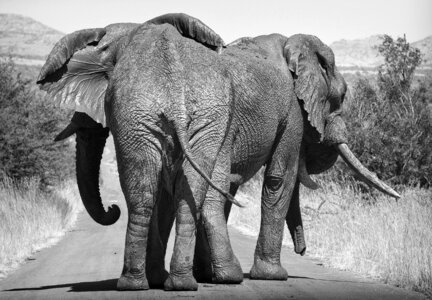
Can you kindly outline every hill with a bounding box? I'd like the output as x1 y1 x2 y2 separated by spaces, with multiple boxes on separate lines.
0 14 63 66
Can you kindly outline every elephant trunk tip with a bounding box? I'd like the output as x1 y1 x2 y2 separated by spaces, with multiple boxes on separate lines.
98 204 121 226
296 246 306 256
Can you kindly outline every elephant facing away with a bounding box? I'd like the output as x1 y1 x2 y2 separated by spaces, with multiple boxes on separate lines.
38 13 400 291
38 13 245 291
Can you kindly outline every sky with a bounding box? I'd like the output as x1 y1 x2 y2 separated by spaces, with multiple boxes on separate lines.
1 0 431 44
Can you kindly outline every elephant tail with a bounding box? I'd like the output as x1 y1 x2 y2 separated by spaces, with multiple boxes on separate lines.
158 28 242 207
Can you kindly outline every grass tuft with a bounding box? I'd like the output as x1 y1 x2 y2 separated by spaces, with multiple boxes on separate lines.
0 176 82 279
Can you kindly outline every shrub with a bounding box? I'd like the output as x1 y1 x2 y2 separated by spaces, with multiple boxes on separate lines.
0 58 74 188
344 36 432 187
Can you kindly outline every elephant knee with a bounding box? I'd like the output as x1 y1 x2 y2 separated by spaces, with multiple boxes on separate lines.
264 175 284 191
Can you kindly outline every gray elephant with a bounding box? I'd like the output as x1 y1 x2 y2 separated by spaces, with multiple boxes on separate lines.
38 14 243 291
38 13 400 291
191 34 401 282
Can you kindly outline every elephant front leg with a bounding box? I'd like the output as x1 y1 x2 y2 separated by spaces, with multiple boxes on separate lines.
250 180 293 280
250 133 300 280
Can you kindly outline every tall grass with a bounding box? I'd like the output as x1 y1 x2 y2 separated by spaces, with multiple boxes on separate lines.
229 171 432 297
0 176 82 279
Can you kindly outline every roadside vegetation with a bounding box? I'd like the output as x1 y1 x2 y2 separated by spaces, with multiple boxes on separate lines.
0 58 79 278
230 35 432 297
0 177 81 278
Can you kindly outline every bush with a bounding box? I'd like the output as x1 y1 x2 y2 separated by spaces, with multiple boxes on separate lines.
344 36 432 187
0 58 74 188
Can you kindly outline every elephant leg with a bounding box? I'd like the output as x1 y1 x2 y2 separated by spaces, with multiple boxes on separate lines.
193 183 238 283
202 149 243 283
286 180 306 256
146 188 175 288
116 146 162 291
193 216 213 283
164 163 210 291
250 132 300 280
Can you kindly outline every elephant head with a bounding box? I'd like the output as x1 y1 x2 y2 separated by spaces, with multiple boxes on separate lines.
37 13 226 226
284 34 399 198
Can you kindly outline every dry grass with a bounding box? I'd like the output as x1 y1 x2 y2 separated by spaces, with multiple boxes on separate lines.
0 176 82 279
229 170 432 297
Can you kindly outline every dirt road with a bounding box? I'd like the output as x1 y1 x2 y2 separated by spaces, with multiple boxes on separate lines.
0 138 426 299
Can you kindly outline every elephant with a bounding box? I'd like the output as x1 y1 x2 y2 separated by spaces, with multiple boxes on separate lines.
38 13 243 291
37 13 400 291
193 33 401 282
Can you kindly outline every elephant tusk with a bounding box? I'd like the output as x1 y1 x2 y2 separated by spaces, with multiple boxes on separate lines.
337 144 401 199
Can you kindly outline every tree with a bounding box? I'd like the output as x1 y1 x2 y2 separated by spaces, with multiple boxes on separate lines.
376 34 422 114
0 58 74 188
345 35 432 188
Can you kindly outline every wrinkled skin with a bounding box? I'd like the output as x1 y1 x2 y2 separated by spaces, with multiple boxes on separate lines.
38 13 400 292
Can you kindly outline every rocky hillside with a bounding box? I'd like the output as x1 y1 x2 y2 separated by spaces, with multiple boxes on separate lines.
0 14 63 65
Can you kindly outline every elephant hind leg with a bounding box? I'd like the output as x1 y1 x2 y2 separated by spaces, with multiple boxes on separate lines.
250 127 302 280
146 188 175 288
164 166 203 291
116 145 163 291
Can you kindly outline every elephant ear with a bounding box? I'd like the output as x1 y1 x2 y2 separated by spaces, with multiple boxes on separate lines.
145 13 225 50
37 28 109 125
284 34 337 141
37 24 137 126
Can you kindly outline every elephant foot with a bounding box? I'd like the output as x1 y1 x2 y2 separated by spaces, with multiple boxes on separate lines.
212 257 243 284
250 258 288 280
117 274 149 290
148 267 169 288
164 274 198 291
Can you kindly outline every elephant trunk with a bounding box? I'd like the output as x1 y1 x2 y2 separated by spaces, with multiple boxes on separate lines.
337 144 400 198
76 128 120 225
75 127 120 225
286 181 306 256
57 112 121 226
